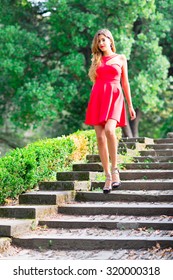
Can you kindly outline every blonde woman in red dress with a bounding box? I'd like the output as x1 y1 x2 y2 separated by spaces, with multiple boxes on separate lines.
85 29 136 194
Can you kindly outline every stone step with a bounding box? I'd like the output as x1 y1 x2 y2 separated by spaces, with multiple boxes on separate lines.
155 138 173 144
146 144 173 150
118 170 173 180
118 142 146 151
73 163 103 172
39 181 89 191
0 219 35 237
140 149 173 156
133 156 173 163
87 154 173 164
0 205 57 219
12 230 173 250
123 162 173 170
57 170 173 181
56 171 99 181
76 190 173 203
0 238 11 253
86 154 100 163
39 217 173 230
73 162 173 171
19 191 74 205
121 137 154 144
167 132 173 138
58 202 173 216
91 180 173 190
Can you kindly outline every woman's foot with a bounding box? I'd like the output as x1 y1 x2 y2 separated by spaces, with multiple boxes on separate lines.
103 173 112 194
111 167 121 189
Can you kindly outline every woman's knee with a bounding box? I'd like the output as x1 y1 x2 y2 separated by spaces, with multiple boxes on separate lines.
105 120 117 138
96 133 106 145
105 126 115 138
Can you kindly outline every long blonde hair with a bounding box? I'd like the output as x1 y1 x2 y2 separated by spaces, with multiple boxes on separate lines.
88 29 116 83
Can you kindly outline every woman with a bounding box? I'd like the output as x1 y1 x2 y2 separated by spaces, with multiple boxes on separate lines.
85 28 136 194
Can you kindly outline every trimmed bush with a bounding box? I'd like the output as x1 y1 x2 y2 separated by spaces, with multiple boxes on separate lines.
0 136 75 204
0 128 122 205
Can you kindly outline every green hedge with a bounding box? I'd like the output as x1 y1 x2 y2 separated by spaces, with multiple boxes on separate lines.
0 128 121 205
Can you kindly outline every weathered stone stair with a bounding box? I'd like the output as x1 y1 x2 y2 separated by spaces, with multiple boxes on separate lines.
0 133 173 254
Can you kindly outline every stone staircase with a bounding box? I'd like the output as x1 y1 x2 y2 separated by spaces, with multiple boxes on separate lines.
0 132 173 253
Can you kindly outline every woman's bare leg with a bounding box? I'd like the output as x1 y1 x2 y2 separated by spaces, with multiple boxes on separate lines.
104 119 120 183
94 125 111 188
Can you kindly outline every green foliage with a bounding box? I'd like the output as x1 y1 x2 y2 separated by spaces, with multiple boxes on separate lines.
0 129 108 205
129 11 171 113
155 0 173 72
69 130 97 161
0 0 172 139
139 88 173 138
12 80 59 128
0 136 75 204
0 24 49 127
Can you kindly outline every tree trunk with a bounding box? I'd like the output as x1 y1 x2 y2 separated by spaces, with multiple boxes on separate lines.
129 108 142 137
122 117 133 137
122 108 142 138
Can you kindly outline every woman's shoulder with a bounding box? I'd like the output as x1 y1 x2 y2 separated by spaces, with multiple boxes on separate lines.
116 53 127 61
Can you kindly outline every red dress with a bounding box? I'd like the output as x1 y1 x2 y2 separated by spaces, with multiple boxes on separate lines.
85 54 127 127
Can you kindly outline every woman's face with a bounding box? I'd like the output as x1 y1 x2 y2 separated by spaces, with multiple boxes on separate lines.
97 34 112 53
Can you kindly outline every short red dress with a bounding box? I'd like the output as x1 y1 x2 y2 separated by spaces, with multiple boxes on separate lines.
85 54 127 127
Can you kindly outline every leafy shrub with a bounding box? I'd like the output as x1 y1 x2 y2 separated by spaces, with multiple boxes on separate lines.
69 130 98 162
0 136 75 205
0 128 122 205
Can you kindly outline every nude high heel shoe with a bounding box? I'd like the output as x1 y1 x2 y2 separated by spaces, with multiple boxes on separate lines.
103 173 112 194
111 167 121 189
